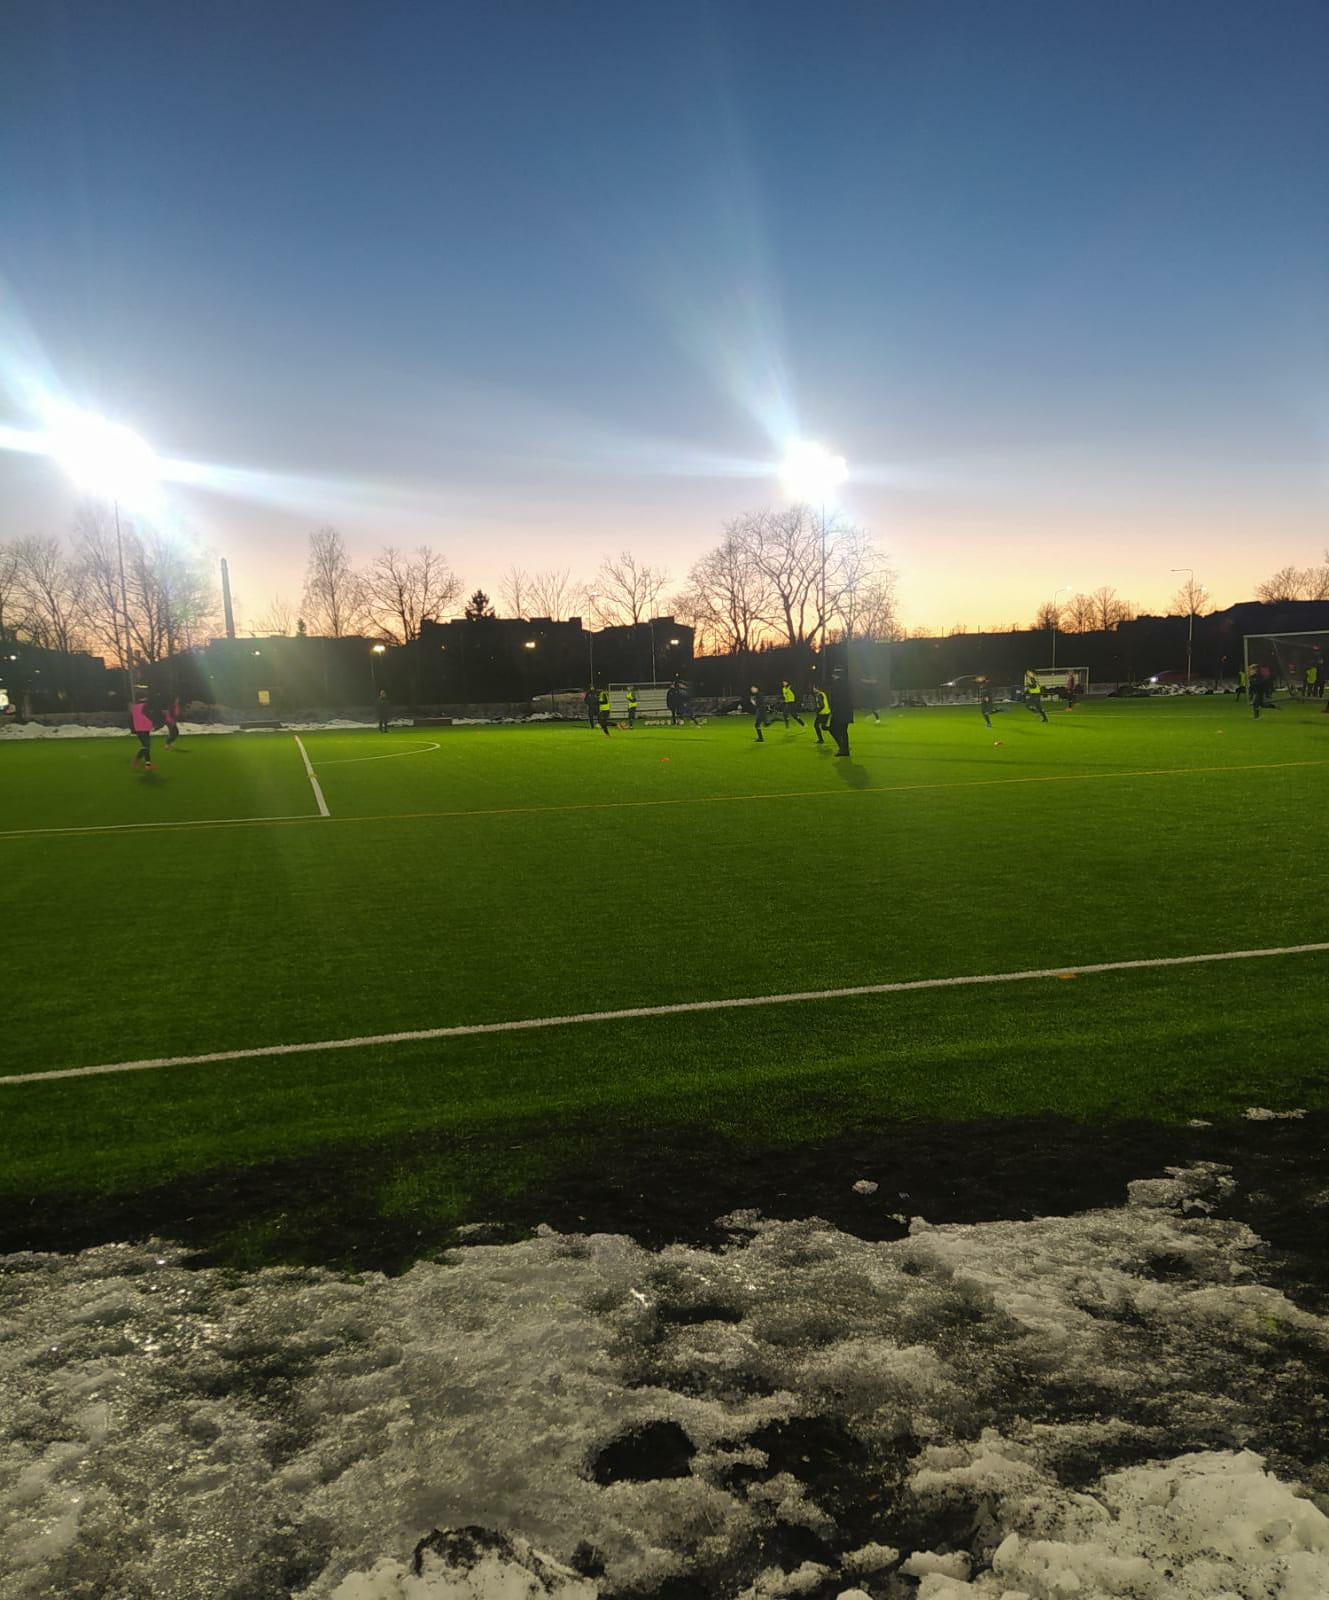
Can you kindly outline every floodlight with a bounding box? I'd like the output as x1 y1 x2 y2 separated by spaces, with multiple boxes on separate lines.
524 640 537 649
371 643 387 655
779 440 847 504
47 410 160 505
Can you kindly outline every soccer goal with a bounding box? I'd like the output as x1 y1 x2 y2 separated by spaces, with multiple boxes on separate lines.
1244 632 1329 697
1032 667 1090 695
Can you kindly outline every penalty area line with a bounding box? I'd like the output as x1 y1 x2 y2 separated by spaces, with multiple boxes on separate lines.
293 735 330 817
7 939 1327 1086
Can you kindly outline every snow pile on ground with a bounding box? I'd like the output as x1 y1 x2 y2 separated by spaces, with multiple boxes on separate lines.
0 717 410 739
2 1164 1327 1600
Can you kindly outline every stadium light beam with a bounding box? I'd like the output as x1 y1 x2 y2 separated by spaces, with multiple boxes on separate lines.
780 440 848 661
48 410 162 709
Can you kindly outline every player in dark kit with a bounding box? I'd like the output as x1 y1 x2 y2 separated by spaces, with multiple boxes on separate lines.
163 696 183 748
752 686 773 742
377 689 390 732
584 685 599 728
827 668 854 757
978 679 1002 729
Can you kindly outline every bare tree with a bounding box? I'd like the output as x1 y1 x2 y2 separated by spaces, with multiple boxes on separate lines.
500 566 531 619
529 568 577 620
302 526 368 637
1168 576 1213 619
1254 565 1306 604
1033 600 1063 632
1090 586 1134 631
0 542 27 644
365 545 463 642
585 551 669 627
1062 593 1097 633
1304 559 1329 601
677 530 772 656
254 596 297 636
825 523 896 644
14 535 86 657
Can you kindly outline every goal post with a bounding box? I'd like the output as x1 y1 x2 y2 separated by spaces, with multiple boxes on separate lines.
1032 666 1089 695
1243 632 1329 696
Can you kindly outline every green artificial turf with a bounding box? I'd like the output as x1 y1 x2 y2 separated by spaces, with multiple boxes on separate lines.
2 697 1326 1243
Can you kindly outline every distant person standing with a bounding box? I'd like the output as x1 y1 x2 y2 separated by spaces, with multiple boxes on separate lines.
596 686 612 736
625 686 639 727
777 679 805 727
752 685 773 743
1022 669 1050 723
584 685 599 729
860 677 881 721
812 684 831 744
377 689 391 733
129 695 155 770
1063 671 1077 710
665 680 682 726
1305 662 1320 699
827 667 854 758
163 696 183 749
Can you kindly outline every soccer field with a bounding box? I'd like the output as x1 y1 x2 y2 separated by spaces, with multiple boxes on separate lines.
2 698 1326 1258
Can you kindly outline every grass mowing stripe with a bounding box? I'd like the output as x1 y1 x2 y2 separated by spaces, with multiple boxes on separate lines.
8 940 1326 1086
4 754 1325 841
293 734 330 816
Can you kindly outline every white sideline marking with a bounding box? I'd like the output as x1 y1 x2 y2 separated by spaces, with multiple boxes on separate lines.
293 735 330 817
317 741 441 766
6 940 1326 1086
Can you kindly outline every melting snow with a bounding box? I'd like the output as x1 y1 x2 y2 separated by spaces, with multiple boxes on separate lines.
2 1165 1327 1599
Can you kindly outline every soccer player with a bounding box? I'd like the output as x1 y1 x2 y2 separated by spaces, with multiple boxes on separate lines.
978 678 1002 729
752 685 773 742
377 688 390 733
859 677 881 721
1306 663 1320 699
812 684 831 743
163 696 183 749
129 695 155 770
625 686 638 727
1022 669 1049 723
777 679 805 727
1063 671 1077 710
669 678 702 726
596 685 612 736
827 667 854 757
1251 664 1279 719
584 685 599 729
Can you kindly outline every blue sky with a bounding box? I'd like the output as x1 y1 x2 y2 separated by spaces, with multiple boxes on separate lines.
2 0 1326 628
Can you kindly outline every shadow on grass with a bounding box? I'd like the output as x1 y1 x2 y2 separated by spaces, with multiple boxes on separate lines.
2 1110 1326 1311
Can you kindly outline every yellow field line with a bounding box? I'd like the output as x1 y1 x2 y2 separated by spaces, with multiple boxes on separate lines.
1 757 1325 841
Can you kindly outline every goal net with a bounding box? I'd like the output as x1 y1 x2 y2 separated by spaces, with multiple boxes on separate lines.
1031 667 1090 695
1244 632 1329 696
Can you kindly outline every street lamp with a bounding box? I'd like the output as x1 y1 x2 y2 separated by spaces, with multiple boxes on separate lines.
1050 584 1073 672
585 593 599 685
1170 568 1202 683
370 641 387 695
47 409 159 707
780 441 848 661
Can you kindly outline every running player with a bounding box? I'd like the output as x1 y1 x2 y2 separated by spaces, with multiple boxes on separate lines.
777 679 805 727
596 685 612 735
164 695 183 749
1022 669 1049 723
752 686 773 742
129 695 155 769
812 683 831 743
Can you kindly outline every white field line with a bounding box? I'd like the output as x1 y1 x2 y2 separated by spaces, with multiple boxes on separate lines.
2 755 1325 842
6 940 1326 1087
293 735 330 817
316 741 441 766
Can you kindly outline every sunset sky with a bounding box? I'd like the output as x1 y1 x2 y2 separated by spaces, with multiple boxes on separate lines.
2 0 1326 633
